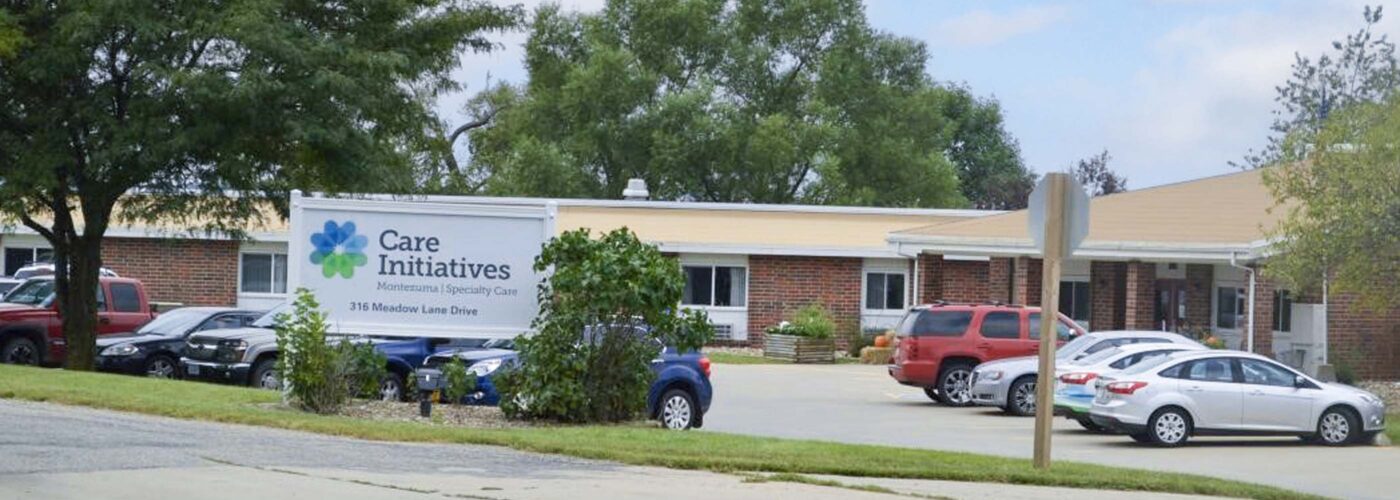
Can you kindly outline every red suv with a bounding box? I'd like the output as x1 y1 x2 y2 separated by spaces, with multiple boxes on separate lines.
888 302 1083 406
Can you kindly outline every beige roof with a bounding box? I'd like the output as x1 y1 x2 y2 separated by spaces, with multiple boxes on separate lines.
558 205 976 257
890 168 1287 261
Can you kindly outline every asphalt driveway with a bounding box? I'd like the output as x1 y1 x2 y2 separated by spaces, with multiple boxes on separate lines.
705 363 1400 499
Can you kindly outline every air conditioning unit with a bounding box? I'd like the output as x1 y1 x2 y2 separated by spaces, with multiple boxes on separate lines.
712 324 734 339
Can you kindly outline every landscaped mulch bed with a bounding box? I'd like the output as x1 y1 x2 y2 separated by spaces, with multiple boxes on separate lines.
337 400 531 428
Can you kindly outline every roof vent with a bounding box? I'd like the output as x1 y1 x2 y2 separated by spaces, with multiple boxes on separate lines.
622 178 649 200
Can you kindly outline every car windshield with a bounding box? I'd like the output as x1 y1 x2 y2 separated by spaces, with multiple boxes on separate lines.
3 279 55 306
1069 346 1121 366
1117 353 1175 375
1055 333 1096 360
0 281 18 296
251 304 291 328
137 309 213 336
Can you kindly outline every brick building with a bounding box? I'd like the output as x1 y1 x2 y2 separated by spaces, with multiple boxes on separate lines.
1 168 1394 377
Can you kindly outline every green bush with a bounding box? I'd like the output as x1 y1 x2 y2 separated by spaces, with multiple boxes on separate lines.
274 289 386 414
847 331 873 357
497 228 713 423
441 357 476 404
766 304 836 339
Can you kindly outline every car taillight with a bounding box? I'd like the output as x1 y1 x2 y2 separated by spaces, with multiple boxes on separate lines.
1059 372 1098 385
699 356 711 378
1106 381 1148 395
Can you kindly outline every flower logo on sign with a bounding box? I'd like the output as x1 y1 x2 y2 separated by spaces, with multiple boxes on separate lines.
309 220 368 278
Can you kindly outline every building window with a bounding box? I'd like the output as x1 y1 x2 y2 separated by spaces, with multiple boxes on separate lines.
240 253 288 294
682 265 746 307
1058 280 1090 324
864 272 906 310
1273 290 1292 332
3 247 53 277
1216 286 1246 330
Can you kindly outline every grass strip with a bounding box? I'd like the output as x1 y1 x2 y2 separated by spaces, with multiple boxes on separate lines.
0 364 1315 499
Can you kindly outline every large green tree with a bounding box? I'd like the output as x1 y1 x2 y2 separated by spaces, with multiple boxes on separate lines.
461 0 1029 208
1264 97 1400 310
0 0 518 370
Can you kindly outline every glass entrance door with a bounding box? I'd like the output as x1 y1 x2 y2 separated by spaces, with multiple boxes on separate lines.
1154 279 1187 332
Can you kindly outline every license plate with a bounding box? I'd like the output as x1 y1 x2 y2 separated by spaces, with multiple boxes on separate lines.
186 364 200 376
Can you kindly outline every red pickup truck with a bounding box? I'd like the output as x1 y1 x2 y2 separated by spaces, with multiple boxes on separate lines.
0 276 156 366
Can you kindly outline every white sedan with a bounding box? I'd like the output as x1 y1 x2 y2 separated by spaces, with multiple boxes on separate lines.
1053 343 1205 431
1090 350 1387 446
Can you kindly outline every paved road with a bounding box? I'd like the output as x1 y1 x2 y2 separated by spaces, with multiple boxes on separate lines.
0 399 1202 500
706 363 1400 499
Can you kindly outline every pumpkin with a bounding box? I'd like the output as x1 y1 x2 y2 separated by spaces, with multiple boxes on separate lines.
873 334 890 348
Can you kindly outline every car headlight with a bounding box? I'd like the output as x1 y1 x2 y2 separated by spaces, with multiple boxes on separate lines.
979 370 1003 382
217 339 249 362
100 343 139 357
469 358 504 377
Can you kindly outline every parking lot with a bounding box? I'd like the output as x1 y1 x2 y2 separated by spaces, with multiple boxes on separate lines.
706 363 1400 499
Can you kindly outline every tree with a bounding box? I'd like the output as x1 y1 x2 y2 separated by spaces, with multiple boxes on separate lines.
496 228 712 423
0 1 519 370
1242 5 1400 168
1264 97 1400 310
465 0 1029 208
1071 150 1128 196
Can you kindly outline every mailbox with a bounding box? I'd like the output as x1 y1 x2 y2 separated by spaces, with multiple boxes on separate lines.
415 368 445 391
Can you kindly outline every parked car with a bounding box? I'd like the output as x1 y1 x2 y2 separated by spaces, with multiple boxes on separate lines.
1052 342 1205 430
424 328 714 430
970 330 1203 416
1090 350 1388 446
366 336 511 401
95 307 261 378
888 303 1085 406
0 276 156 366
12 262 119 280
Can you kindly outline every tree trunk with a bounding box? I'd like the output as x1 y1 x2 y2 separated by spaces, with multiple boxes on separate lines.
59 238 103 371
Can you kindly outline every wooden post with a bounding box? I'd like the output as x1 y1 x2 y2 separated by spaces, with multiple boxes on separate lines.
1033 173 1068 470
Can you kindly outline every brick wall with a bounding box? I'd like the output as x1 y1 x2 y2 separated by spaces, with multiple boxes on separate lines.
988 258 1012 304
1124 261 1156 330
1250 273 1275 355
940 259 988 304
916 254 941 304
1089 261 1125 331
1012 257 1043 306
747 255 862 346
1325 289 1400 380
100 238 239 306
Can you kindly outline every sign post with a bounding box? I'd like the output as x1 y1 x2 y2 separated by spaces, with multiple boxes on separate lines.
1027 173 1089 470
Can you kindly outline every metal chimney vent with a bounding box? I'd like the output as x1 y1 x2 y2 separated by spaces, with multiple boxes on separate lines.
622 178 649 200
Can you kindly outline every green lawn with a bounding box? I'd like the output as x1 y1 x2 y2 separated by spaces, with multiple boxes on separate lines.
0 365 1314 499
707 351 860 365
1388 414 1398 445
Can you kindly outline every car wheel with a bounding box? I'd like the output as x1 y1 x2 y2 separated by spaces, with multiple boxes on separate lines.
0 337 41 366
1315 407 1360 446
1077 418 1110 433
144 355 178 379
1006 376 1036 416
379 373 406 402
1147 407 1192 447
935 362 975 407
659 388 696 430
251 359 280 391
922 387 939 402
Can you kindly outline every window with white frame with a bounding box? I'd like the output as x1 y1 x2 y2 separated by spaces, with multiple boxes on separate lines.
864 272 906 310
240 253 288 294
1058 280 1091 324
1272 289 1292 332
1215 286 1246 330
682 265 747 307
3 247 53 277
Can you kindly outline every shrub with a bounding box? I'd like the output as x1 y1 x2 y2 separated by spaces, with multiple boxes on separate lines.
847 331 872 357
766 304 836 339
441 357 476 404
497 228 713 423
274 288 386 414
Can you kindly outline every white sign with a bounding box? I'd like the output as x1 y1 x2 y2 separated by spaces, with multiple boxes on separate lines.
1027 175 1091 256
287 193 553 339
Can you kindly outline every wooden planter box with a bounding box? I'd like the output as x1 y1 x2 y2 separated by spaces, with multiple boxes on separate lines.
764 334 835 363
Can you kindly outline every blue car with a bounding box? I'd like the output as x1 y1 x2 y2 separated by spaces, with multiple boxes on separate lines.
368 337 512 401
423 341 713 430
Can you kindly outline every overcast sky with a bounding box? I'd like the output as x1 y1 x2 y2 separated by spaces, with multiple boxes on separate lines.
438 0 1399 189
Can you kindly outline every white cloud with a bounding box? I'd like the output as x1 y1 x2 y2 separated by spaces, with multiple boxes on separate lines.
934 5 1069 47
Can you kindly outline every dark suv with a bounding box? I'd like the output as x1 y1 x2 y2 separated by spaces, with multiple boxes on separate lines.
888 302 1083 406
